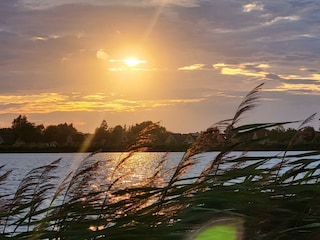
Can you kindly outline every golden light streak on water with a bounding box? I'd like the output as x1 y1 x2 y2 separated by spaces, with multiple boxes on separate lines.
87 152 170 232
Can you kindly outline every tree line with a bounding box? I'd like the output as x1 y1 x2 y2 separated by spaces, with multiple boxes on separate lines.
204 124 320 151
0 115 319 152
0 115 181 152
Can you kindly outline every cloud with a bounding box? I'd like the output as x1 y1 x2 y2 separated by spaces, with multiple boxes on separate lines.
151 0 201 7
264 71 320 95
178 64 206 71
278 73 320 81
242 2 264 12
18 0 201 9
263 15 300 26
265 71 320 82
30 35 61 41
213 62 269 78
96 49 109 61
82 94 106 101
0 92 207 114
272 83 320 94
213 14 301 34
1 0 320 133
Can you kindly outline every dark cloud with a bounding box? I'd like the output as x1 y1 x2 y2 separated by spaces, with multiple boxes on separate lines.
265 74 281 81
0 0 19 17
2 0 318 69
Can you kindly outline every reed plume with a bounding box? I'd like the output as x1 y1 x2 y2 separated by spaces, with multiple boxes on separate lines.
0 84 320 239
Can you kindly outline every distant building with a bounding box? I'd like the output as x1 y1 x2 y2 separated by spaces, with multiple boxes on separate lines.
13 137 26 146
183 133 197 144
164 133 198 145
252 129 269 144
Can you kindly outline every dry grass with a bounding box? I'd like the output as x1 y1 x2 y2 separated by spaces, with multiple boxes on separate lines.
0 84 320 239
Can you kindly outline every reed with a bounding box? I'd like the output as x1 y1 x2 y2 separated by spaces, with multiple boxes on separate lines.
0 84 320 239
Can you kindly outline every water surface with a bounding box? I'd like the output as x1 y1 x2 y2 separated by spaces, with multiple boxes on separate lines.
0 151 314 197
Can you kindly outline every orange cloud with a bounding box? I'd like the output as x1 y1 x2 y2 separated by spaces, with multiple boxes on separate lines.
213 62 269 77
277 73 320 81
273 83 320 93
0 93 207 114
178 64 205 71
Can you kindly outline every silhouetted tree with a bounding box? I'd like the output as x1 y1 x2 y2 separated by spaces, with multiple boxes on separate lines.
127 121 167 145
43 123 78 145
92 120 110 147
109 125 126 147
11 115 43 143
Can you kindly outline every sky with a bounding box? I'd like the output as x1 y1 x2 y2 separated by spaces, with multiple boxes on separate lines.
1 0 320 133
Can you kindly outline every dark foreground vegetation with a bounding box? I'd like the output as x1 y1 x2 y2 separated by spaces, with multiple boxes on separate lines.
0 83 320 239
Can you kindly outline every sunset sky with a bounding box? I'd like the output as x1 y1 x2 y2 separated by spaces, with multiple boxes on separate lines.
1 0 320 133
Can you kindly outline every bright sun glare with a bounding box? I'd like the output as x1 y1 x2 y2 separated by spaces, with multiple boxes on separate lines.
124 57 146 67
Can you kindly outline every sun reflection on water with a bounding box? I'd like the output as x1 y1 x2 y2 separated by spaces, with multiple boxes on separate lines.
86 152 171 206
96 152 168 189
86 152 171 232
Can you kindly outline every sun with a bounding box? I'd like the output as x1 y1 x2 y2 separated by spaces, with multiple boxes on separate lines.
124 57 146 67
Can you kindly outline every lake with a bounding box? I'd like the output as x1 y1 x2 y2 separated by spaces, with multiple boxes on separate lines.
0 150 316 198
1 150 320 237
0 152 191 197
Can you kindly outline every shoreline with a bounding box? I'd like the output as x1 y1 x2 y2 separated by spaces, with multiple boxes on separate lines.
0 145 319 153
